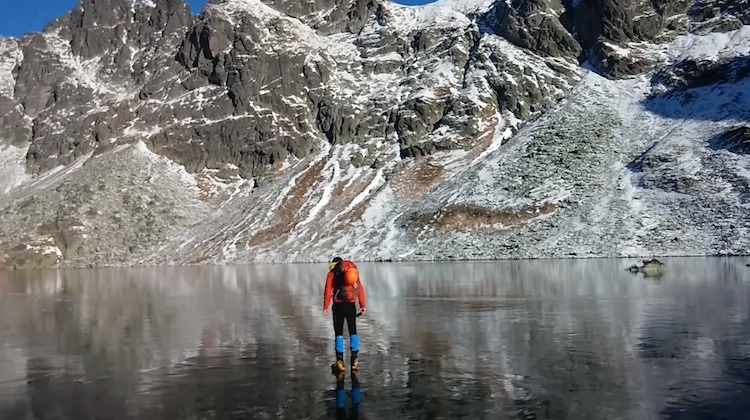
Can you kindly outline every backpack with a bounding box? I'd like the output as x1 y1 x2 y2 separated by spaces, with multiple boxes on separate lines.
332 260 359 300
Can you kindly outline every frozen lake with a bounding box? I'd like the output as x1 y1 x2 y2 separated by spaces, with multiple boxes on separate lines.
0 257 749 419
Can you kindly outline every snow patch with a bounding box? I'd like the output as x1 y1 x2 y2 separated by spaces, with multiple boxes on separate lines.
0 37 21 97
2 151 96 206
209 0 327 53
132 141 197 188
673 25 750 62
387 0 496 30
43 29 134 102
0 144 31 195
470 112 515 166
131 0 156 13
602 41 632 58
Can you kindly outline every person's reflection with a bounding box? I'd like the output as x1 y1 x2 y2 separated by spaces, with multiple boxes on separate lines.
334 371 362 419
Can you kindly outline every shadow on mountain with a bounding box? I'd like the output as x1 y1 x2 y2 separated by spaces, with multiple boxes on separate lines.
641 54 750 122
706 126 750 153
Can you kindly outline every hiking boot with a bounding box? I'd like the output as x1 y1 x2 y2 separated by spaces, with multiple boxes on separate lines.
331 359 346 373
350 355 359 372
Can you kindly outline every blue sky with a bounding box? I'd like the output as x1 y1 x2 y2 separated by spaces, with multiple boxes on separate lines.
0 0 435 38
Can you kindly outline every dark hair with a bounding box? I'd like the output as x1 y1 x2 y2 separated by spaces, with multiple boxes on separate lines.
331 257 343 263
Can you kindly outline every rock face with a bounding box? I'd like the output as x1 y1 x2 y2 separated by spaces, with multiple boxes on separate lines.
710 127 750 154
0 38 29 146
689 0 750 33
651 54 750 94
260 0 387 35
1 0 749 269
11 0 194 175
479 0 582 60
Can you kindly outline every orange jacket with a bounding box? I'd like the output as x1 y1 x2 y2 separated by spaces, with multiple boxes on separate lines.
323 260 366 311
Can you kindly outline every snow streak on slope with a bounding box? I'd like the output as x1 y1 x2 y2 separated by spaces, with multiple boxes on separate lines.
132 25 750 266
2 0 750 269
404 26 750 260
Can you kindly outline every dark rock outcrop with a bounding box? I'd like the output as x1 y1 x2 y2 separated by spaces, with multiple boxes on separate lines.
709 126 750 154
626 258 666 277
651 54 750 94
688 0 750 34
0 96 30 146
11 0 194 174
569 0 693 77
479 0 582 60
8 0 735 184
260 0 387 35
3 0 746 188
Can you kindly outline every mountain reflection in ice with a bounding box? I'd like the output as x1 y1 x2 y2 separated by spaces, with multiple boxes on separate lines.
0 257 748 419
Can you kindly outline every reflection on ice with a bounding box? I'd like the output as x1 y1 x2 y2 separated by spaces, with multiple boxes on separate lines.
0 257 747 419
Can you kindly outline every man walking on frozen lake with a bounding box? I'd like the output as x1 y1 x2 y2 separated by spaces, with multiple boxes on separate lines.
324 257 367 373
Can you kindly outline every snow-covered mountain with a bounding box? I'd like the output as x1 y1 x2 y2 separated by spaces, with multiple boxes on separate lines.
0 0 748 269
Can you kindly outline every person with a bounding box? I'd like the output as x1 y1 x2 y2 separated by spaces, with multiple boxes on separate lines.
324 256 366 373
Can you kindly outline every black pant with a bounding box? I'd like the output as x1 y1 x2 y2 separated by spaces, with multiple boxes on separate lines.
332 302 357 336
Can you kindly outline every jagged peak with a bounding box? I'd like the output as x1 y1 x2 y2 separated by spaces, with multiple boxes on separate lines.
205 0 325 30
382 0 497 30
0 36 19 44
206 0 496 33
388 0 496 14
0 37 20 49
202 0 327 49
206 0 291 21
46 0 189 29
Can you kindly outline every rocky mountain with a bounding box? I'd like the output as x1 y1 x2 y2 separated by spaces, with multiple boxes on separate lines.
0 0 748 269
